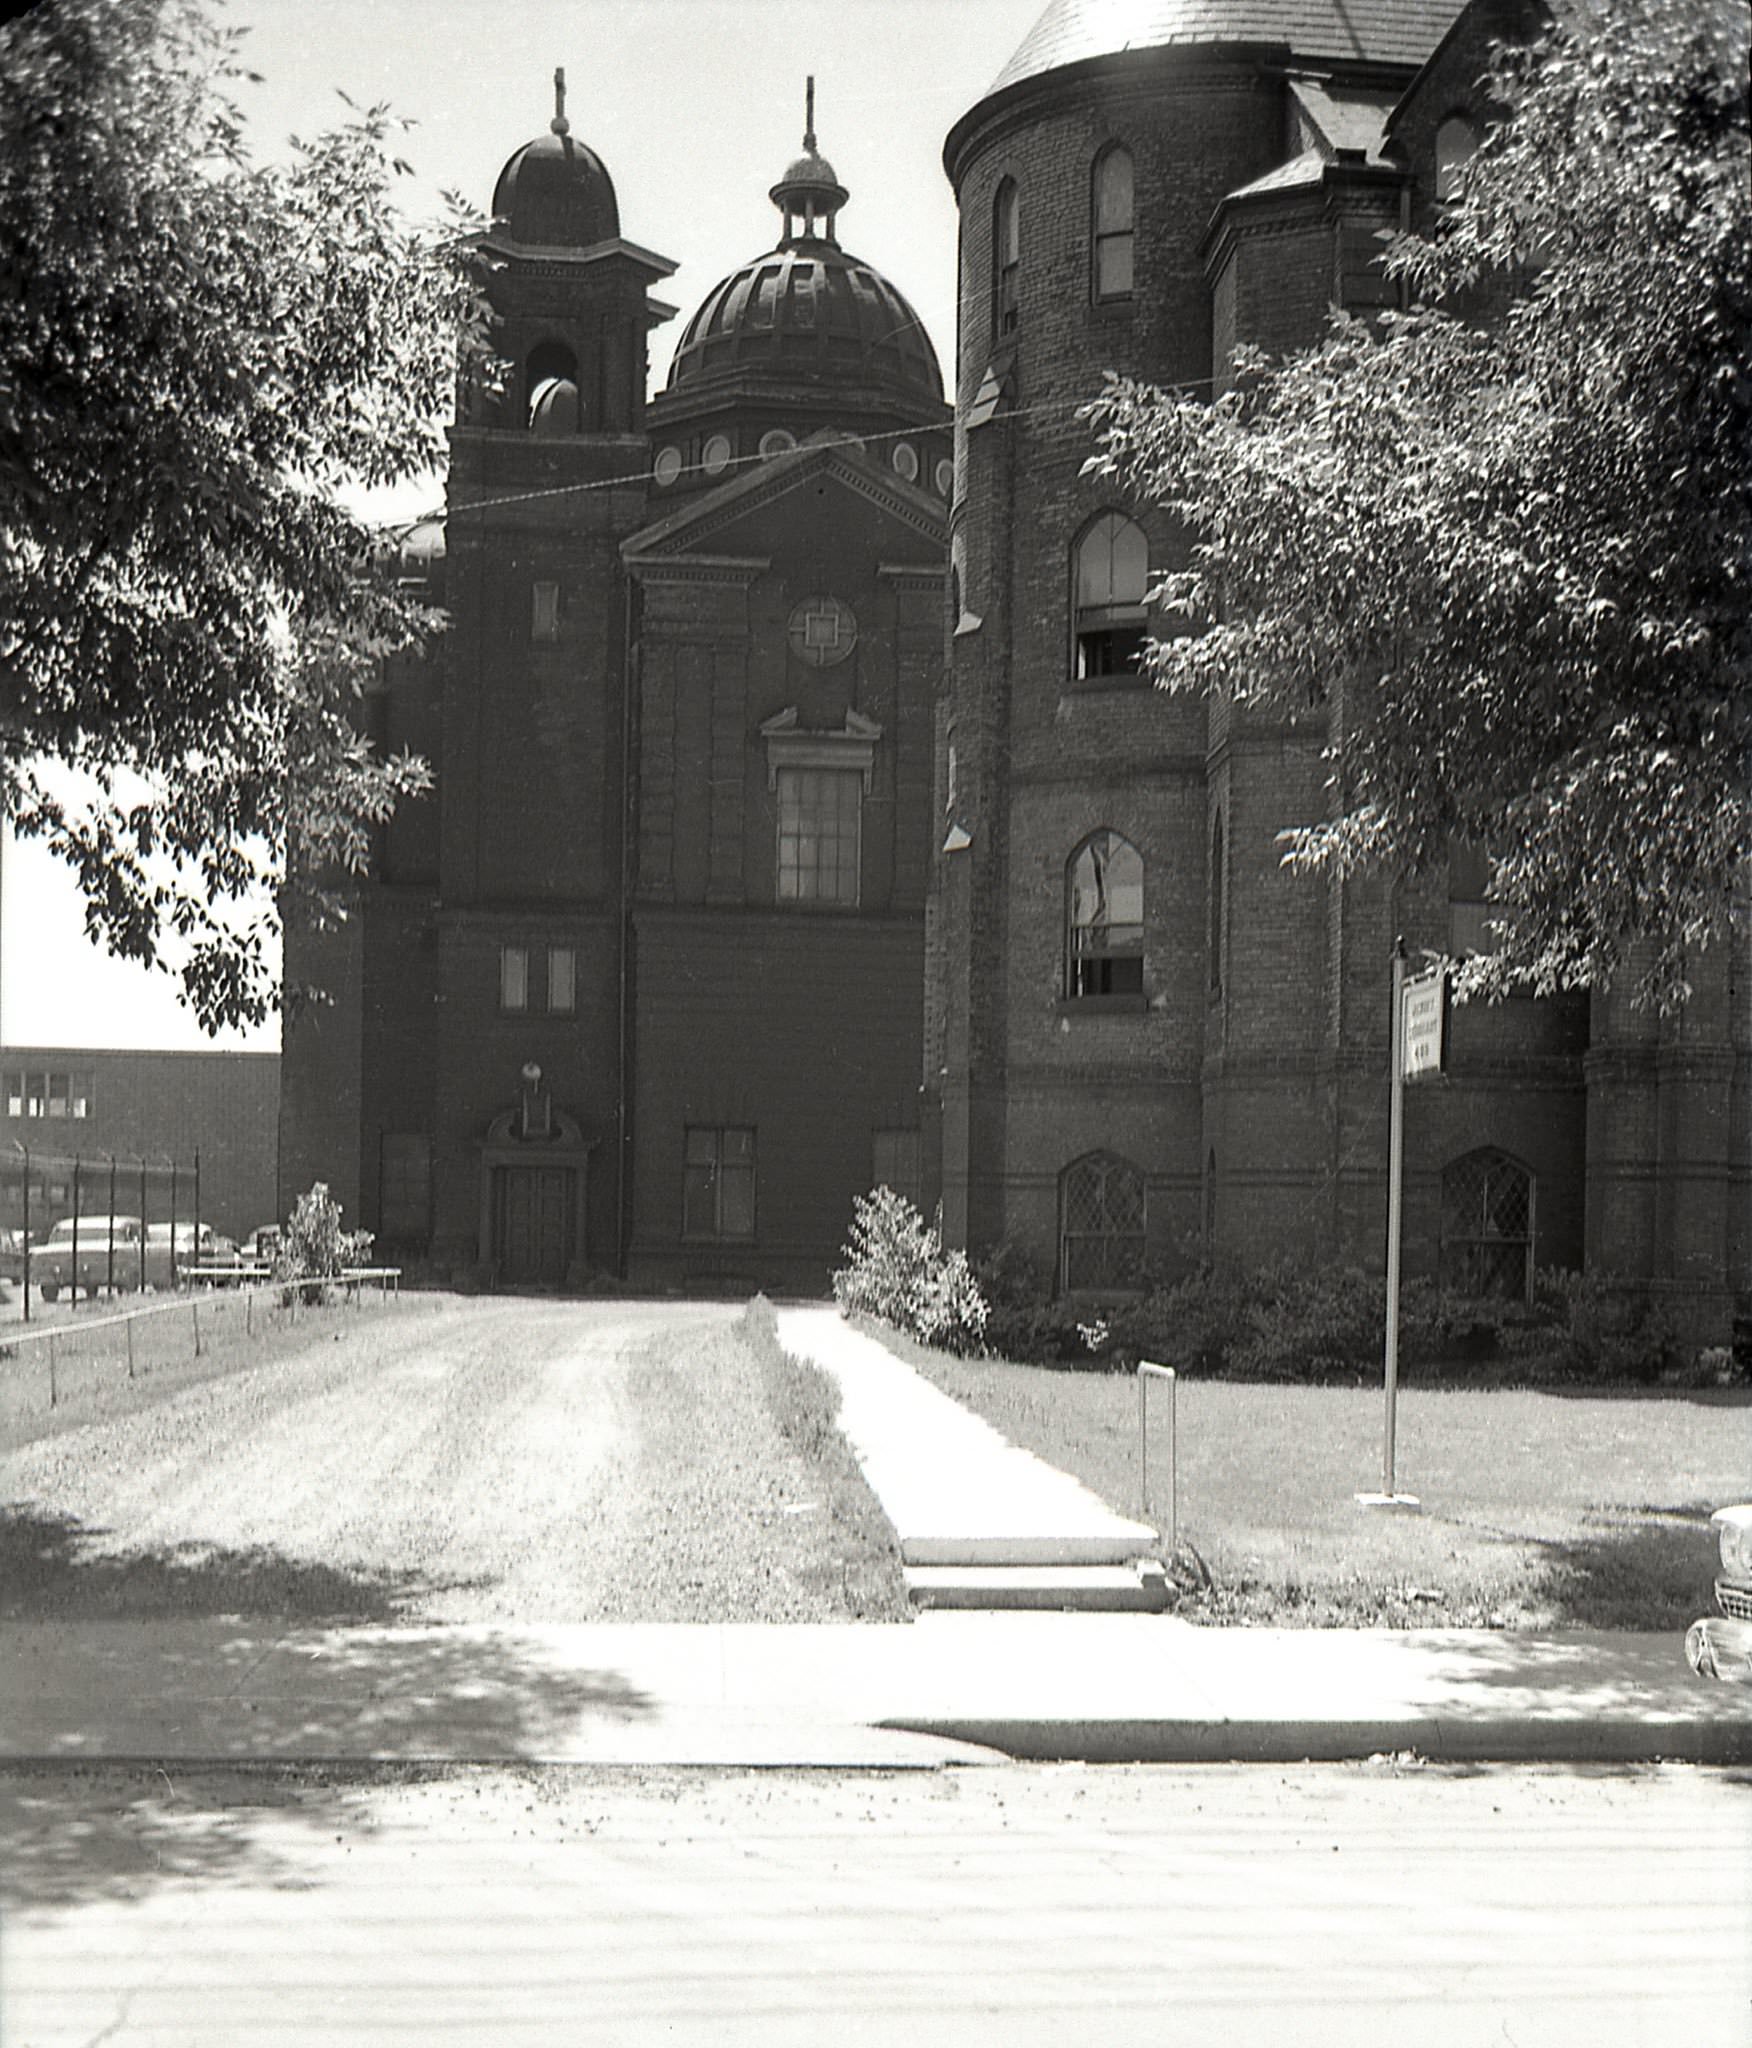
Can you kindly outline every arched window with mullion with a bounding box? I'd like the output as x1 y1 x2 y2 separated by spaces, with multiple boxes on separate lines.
1060 1151 1147 1294
1091 144 1134 301
1074 511 1149 680
993 178 1020 339
1066 829 1144 999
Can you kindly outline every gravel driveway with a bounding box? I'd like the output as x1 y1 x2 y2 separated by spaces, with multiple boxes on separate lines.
0 1297 904 1625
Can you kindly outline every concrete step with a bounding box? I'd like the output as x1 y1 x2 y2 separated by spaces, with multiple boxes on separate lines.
900 1526 1159 1569
906 1559 1170 1613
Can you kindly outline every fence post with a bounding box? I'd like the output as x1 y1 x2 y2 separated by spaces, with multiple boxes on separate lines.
191 1299 201 1359
126 1312 135 1380
47 1330 56 1409
245 1287 253 1339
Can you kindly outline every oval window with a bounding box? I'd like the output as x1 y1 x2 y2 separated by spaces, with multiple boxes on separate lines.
759 428 797 458
934 457 955 499
653 445 683 487
702 433 732 477
891 440 919 482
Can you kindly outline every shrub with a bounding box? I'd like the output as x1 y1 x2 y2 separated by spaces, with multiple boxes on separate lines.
1527 1269 1683 1382
833 1187 988 1355
275 1182 373 1297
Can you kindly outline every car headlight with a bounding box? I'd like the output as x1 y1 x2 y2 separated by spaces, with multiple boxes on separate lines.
1718 1515 1752 1580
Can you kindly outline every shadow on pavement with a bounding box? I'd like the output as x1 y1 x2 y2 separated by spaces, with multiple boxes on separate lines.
0 1507 657 1911
0 1504 449 1622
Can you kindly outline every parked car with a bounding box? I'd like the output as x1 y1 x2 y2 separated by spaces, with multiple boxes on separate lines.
28 1217 225 1300
29 1215 147 1300
1684 1505 1752 1682
0 1225 23 1285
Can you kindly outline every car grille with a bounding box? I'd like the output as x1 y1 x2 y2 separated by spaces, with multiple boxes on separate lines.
1717 1582 1752 1622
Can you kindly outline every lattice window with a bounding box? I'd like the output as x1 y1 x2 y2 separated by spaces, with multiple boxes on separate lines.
1441 1148 1534 1301
1060 1152 1147 1293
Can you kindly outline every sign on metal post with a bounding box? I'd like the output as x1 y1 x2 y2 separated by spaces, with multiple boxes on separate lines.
1358 942 1426 1512
1402 967 1446 1080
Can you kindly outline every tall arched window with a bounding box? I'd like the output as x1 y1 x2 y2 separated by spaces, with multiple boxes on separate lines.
1441 1148 1534 1301
993 178 1020 339
1074 512 1149 679
1208 808 1226 997
1060 1151 1147 1293
1091 145 1134 300
1435 115 1480 204
1066 829 1144 998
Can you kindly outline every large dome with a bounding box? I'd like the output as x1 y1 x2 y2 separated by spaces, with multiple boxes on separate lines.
984 0 1454 92
490 72 620 249
664 243 942 403
664 89 942 406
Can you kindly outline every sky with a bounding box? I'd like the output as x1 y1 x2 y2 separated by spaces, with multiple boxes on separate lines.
0 0 1045 1054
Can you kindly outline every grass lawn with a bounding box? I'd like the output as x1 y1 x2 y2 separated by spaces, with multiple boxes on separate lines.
876 1327 1752 1629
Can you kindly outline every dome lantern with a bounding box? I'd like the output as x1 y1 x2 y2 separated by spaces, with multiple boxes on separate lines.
768 76 849 247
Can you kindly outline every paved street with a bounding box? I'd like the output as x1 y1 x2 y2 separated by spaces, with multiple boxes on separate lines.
3 1759 1747 2047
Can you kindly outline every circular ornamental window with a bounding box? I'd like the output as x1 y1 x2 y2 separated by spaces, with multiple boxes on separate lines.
787 594 858 669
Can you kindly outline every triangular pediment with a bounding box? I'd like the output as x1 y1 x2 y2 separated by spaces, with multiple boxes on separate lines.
623 441 947 566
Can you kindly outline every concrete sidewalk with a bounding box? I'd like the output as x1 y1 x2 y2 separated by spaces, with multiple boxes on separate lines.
3 1611 1747 1767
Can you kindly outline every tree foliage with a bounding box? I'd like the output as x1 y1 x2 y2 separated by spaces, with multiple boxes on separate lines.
1085 0 1750 1001
0 0 487 1030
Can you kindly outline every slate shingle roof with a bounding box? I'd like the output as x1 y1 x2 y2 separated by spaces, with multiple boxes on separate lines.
987 0 1461 95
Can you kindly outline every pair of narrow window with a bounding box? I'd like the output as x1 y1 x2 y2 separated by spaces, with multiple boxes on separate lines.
683 1126 755 1241
499 945 577 1015
991 146 1134 339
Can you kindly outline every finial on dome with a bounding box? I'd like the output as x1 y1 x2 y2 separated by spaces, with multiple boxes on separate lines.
551 66 569 138
769 75 849 248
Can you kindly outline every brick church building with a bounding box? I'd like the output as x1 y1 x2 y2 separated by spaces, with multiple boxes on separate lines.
280 85 950 1291
283 0 1746 1338
925 0 1747 1343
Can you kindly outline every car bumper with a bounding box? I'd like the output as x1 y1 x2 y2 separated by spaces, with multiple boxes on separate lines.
1685 1614 1752 1682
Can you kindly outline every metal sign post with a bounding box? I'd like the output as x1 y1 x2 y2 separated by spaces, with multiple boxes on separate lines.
1358 939 1440 1512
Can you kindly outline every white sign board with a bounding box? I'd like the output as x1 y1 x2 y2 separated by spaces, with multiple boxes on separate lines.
1402 968 1445 1079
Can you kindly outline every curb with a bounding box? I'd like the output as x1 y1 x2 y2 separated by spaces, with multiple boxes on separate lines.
881 1714 1752 1767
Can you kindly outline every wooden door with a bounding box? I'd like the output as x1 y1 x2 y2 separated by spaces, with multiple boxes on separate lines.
493 1165 573 1286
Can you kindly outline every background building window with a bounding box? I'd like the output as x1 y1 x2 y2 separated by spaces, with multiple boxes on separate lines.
1074 512 1149 678
1066 830 1144 997
993 178 1019 337
499 945 529 1013
871 1128 921 1208
547 946 577 1015
5 1069 94 1119
776 767 861 906
531 580 561 642
1441 1148 1534 1301
683 1126 756 1241
1092 144 1134 299
1060 1151 1147 1293
379 1133 432 1244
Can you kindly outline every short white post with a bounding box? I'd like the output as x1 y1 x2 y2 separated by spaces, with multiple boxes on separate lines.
1137 1361 1177 1549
